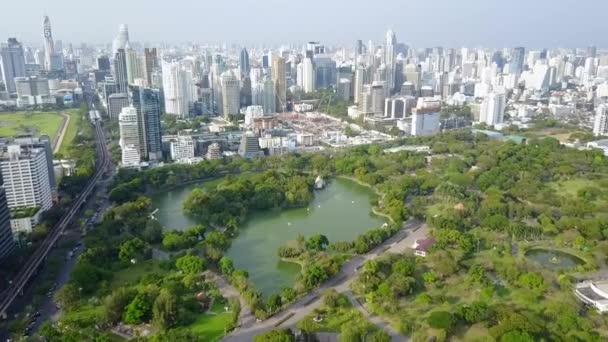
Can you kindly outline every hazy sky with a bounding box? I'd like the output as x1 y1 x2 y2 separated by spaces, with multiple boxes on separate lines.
1 0 606 48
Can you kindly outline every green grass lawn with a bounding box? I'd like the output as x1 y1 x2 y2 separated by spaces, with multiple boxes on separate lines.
0 111 64 139
110 260 167 288
186 299 232 341
550 179 598 197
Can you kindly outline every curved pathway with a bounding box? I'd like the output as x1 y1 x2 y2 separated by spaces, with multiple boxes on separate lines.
52 112 71 153
223 219 428 341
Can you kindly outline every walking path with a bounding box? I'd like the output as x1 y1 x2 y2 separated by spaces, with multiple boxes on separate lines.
52 112 71 153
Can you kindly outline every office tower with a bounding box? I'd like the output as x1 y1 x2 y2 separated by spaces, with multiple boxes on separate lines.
130 86 162 160
587 46 598 59
272 57 286 112
337 79 351 101
239 48 250 79
206 143 222 160
126 46 143 84
240 76 252 107
112 24 130 55
221 70 240 117
0 145 53 211
0 38 26 93
108 93 129 120
0 186 14 260
170 135 195 161
262 55 270 69
403 64 421 94
411 102 441 136
356 40 364 56
510 47 525 75
97 55 111 71
113 49 128 93
354 66 367 104
238 132 261 158
143 48 158 87
12 135 55 190
593 104 608 136
14 76 53 108
42 16 54 71
262 77 276 114
385 29 397 92
302 58 315 93
162 60 195 118
480 90 506 126
313 56 336 89
119 106 141 165
370 82 385 115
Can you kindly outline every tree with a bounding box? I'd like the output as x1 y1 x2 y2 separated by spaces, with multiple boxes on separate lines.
119 237 150 263
254 329 295 342
427 311 455 331
153 289 178 330
282 287 297 303
266 294 283 313
55 283 80 310
175 255 205 275
500 330 535 342
143 220 163 244
219 256 235 276
323 289 341 308
123 293 154 324
103 287 133 324
305 234 330 251
368 330 391 342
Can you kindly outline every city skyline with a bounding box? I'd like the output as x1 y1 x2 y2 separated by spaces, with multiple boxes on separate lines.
1 0 607 48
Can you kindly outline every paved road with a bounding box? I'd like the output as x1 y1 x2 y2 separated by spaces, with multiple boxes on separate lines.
223 219 428 341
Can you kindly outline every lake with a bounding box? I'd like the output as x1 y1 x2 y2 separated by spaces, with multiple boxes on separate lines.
150 177 386 295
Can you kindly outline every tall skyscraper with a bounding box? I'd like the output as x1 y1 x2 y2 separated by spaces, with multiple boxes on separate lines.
108 93 130 120
143 48 158 87
42 16 54 71
510 47 525 75
113 49 128 93
221 70 240 117
385 29 397 92
125 46 143 84
112 24 130 55
302 58 315 93
0 38 26 93
272 57 286 112
12 135 56 190
118 106 141 165
262 77 276 114
593 104 608 137
239 48 250 79
0 185 15 261
129 86 162 160
162 60 195 118
480 90 506 126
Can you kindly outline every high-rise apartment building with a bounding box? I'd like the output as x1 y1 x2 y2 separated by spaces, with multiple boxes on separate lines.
108 93 130 120
126 46 143 84
170 135 195 161
0 185 15 260
118 106 141 165
0 38 26 93
272 57 287 112
221 70 240 117
162 60 195 118
143 48 158 87
0 145 53 211
129 86 162 160
593 104 608 137
480 90 506 126
302 58 315 93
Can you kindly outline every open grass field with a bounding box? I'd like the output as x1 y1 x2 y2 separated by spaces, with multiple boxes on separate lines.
0 111 64 139
186 299 232 341
110 259 167 288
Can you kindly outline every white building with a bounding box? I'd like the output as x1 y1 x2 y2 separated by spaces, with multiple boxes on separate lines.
170 135 195 161
480 90 506 126
593 104 608 137
587 139 608 156
302 58 315 93
0 145 53 211
14 76 53 108
162 60 195 118
411 99 441 136
575 280 608 313
119 106 141 166
245 105 264 126
221 70 240 116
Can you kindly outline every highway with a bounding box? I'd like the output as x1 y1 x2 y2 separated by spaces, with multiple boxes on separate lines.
0 110 110 321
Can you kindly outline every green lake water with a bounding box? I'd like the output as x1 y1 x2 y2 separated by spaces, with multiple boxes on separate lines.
150 177 386 295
